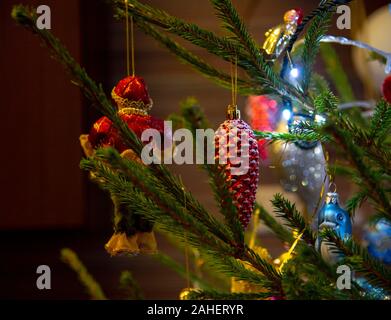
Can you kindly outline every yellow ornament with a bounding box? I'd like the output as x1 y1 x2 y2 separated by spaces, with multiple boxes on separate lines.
263 8 304 59
179 288 197 300
104 231 157 257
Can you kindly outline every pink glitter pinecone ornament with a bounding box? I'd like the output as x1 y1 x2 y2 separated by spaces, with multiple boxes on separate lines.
215 105 260 228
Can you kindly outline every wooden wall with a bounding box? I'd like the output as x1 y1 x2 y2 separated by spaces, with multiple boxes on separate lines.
0 0 84 229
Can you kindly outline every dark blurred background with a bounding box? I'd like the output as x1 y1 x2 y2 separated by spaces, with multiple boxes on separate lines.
0 0 389 299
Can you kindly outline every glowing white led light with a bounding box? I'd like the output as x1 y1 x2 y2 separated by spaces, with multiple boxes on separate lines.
315 114 326 124
282 109 292 121
290 67 299 78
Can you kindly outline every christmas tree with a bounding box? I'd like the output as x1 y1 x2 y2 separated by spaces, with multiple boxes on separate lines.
11 0 391 300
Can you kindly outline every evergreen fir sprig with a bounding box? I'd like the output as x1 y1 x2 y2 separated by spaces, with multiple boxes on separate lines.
329 163 360 179
13 1 389 300
370 99 391 141
152 252 215 291
301 11 331 94
319 43 367 124
83 150 283 292
206 165 245 244
309 73 331 98
320 229 391 293
314 90 339 113
90 149 236 247
319 43 355 102
210 0 298 100
254 130 329 144
176 98 244 244
281 249 363 300
271 194 317 246
119 271 144 300
202 253 276 290
244 247 282 283
326 121 391 218
112 0 248 66
255 203 293 244
125 16 260 96
60 248 107 300
345 190 368 217
81 155 234 254
335 115 391 176
185 289 272 300
113 0 312 109
313 91 390 218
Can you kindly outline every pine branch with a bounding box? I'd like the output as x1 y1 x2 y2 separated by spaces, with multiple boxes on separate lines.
203 253 276 290
112 0 312 110
319 42 368 125
152 252 215 291
345 190 368 217
255 203 293 244
370 99 391 140
309 73 331 98
319 43 355 102
321 229 391 294
281 252 362 300
13 7 241 250
210 0 311 109
128 16 261 96
254 130 329 144
13 4 271 294
314 91 391 217
301 11 331 94
119 271 144 300
335 115 391 177
271 194 317 246
178 98 244 244
324 118 391 217
185 289 272 300
82 150 283 293
333 126 391 216
206 166 245 244
60 248 107 300
111 0 247 66
82 150 235 251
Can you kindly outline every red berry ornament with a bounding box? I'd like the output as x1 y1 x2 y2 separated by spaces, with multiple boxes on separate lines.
382 75 391 104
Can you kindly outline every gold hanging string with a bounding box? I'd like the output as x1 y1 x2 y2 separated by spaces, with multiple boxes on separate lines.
230 55 238 106
182 187 191 289
234 56 238 105
125 0 130 76
131 15 135 76
231 61 235 105
125 0 135 76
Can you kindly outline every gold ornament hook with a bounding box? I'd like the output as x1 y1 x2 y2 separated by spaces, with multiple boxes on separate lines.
227 104 241 120
328 181 337 193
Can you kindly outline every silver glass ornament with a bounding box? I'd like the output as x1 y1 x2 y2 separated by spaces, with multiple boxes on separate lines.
278 114 328 214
